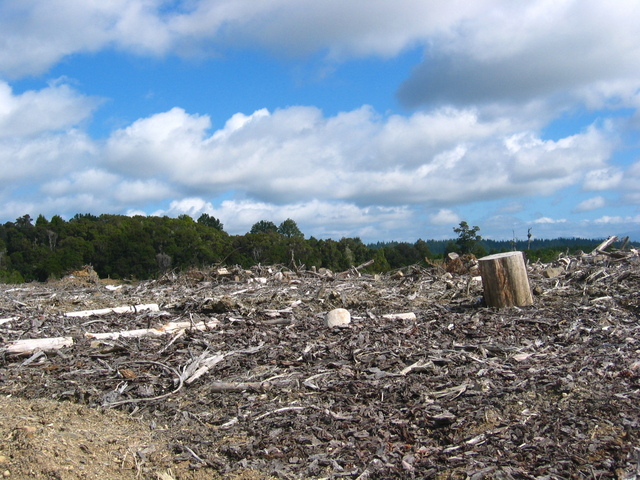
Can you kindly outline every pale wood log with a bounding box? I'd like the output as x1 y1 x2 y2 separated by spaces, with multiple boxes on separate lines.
5 319 220 355
382 312 417 321
353 259 374 273
337 259 375 277
478 251 533 308
591 236 617 254
65 303 160 317
4 336 73 355
85 319 219 340
620 236 630 250
0 316 18 325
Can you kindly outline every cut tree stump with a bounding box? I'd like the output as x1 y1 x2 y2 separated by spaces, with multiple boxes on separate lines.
478 251 533 308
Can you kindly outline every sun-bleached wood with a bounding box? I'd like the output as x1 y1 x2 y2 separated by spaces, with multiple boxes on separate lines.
4 336 73 355
65 303 160 317
478 251 533 308
4 319 220 355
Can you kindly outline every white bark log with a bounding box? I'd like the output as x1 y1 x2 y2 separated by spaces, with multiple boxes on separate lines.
85 319 220 340
4 319 219 355
591 236 617 254
4 336 74 355
65 303 160 317
382 312 417 321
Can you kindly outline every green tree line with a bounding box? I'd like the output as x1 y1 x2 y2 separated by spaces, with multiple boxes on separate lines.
0 214 606 283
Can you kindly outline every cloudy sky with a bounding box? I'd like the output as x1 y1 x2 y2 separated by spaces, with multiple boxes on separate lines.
2 0 640 242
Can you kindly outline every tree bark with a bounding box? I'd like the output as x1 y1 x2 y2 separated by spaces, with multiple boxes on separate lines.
478 251 533 308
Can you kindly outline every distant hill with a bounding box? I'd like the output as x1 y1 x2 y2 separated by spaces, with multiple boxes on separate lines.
616 230 640 243
370 237 607 256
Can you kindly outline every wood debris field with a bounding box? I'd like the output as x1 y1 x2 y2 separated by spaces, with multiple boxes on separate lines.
1 248 639 479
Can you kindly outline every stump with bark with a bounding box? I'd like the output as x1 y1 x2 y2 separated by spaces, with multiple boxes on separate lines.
478 251 533 308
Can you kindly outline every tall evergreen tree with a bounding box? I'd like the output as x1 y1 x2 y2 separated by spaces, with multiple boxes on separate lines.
197 213 224 231
250 220 278 234
453 221 482 254
278 218 303 238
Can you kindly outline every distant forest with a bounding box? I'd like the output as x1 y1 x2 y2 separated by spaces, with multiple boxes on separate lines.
0 213 612 283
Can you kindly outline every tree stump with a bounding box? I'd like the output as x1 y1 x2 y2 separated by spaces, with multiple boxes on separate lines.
478 251 533 308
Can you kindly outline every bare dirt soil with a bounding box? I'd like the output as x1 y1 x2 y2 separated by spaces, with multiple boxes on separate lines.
1 253 639 479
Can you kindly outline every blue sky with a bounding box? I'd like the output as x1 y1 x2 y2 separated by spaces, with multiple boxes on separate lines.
1 1 640 242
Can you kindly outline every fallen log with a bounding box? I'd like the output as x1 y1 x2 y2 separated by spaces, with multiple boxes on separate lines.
338 259 375 277
209 381 271 392
65 304 160 317
5 319 219 355
382 312 417 321
0 316 18 325
3 336 74 355
85 319 220 340
591 236 617 254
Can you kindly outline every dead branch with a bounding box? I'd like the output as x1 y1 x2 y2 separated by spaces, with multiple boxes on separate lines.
398 359 435 375
105 360 183 407
253 406 307 421
209 381 271 392
182 344 265 385
183 353 226 385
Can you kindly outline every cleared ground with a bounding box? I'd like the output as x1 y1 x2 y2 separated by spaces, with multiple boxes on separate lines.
1 255 639 479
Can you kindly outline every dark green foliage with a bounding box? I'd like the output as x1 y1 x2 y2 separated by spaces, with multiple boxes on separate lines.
414 239 431 260
278 218 303 238
0 269 24 283
0 213 623 283
371 249 391 272
250 220 278 234
453 221 482 254
197 213 224 231
0 213 232 282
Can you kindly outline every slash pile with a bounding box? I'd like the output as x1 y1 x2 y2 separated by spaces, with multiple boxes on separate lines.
1 250 639 479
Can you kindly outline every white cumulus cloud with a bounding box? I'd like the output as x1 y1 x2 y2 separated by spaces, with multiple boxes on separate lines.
152 197 412 239
101 105 614 209
0 0 638 242
583 168 623 191
429 209 461 226
573 196 606 213
593 215 640 225
0 80 101 137
398 1 640 113
533 217 567 224
0 0 501 77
